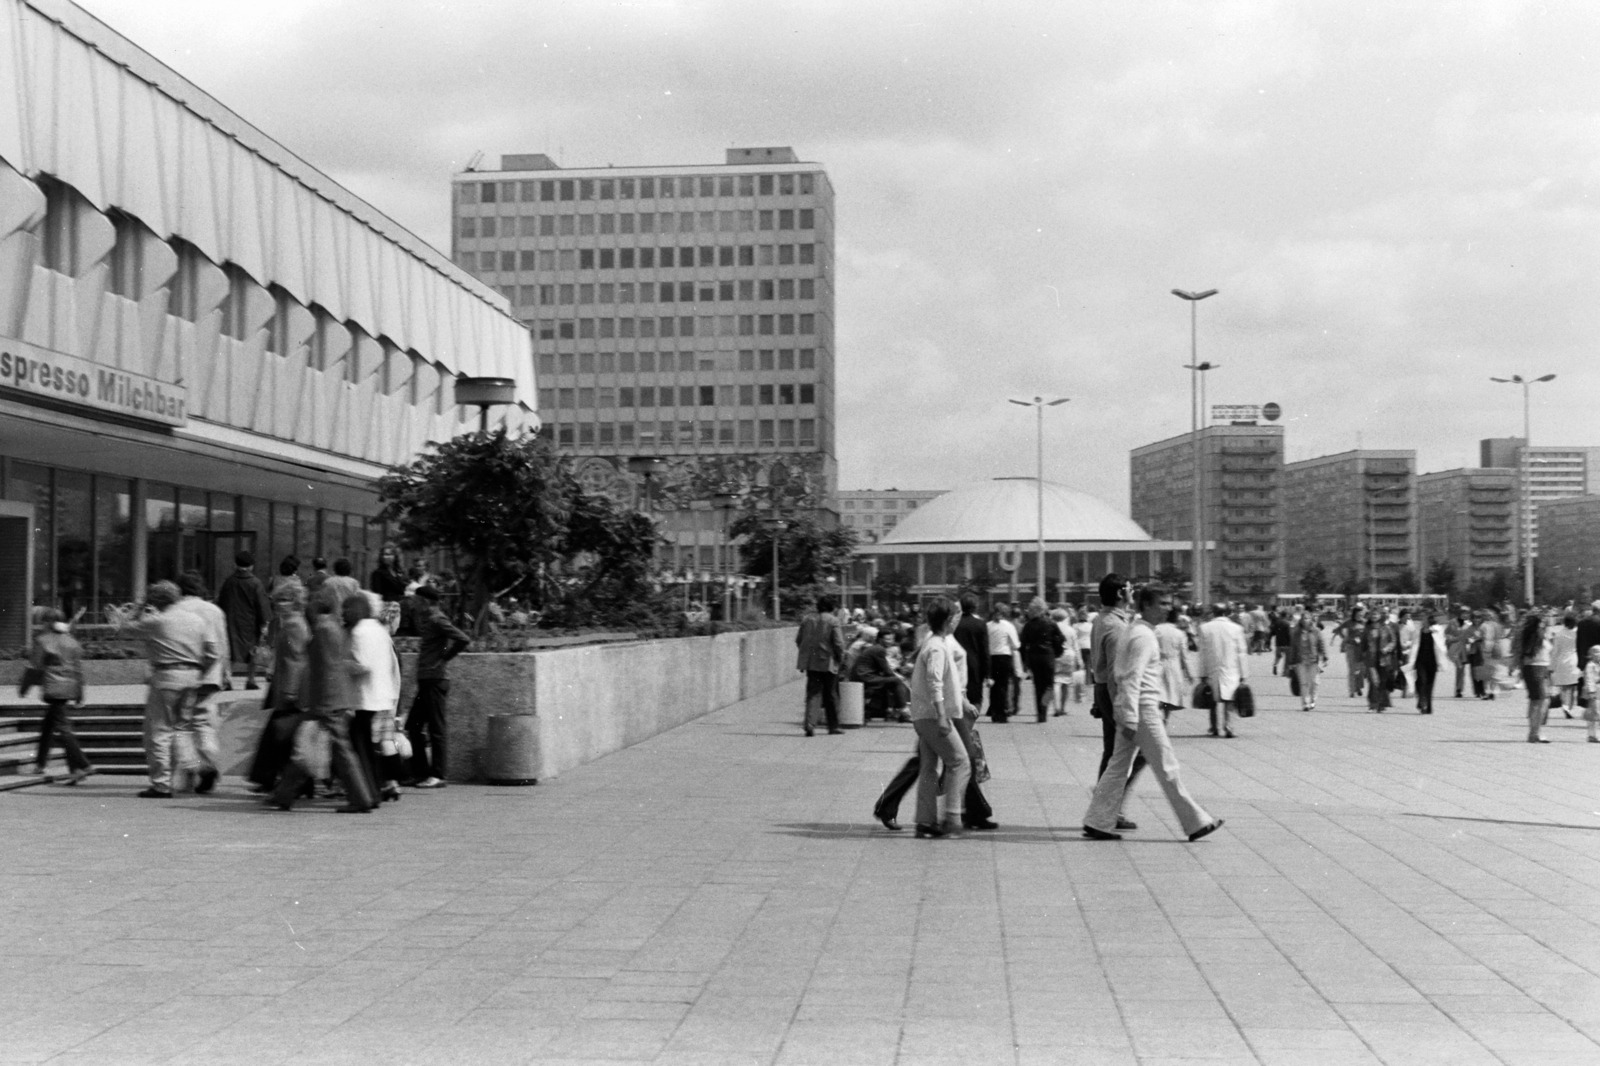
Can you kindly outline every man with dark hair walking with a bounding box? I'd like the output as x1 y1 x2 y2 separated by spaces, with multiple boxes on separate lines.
795 594 845 736
1083 584 1223 843
216 551 271 690
1088 573 1142 831
407 585 470 788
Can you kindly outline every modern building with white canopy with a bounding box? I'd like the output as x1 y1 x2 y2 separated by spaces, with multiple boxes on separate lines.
849 477 1200 604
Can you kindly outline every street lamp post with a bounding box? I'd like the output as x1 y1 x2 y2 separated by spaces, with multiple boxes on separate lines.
1173 289 1218 603
455 376 519 434
1491 374 1557 605
1008 395 1069 602
762 517 787 619
627 456 667 569
711 491 741 621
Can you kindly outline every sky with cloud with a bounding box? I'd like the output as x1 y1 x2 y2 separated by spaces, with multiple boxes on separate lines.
77 0 1600 509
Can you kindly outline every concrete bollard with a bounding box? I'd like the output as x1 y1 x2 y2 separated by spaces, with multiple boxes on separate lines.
838 681 865 728
484 714 540 785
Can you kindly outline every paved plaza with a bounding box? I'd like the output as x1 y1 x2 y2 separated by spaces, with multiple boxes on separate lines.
4 657 1600 1065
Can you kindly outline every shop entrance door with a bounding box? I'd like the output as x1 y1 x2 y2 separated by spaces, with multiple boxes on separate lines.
147 530 258 592
198 531 259 592
0 502 34 649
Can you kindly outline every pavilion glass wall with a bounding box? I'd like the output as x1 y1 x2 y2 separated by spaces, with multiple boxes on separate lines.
0 457 382 621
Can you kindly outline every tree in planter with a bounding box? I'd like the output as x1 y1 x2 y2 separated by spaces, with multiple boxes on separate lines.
728 513 858 618
957 568 1002 607
1425 558 1457 601
1336 569 1364 599
1384 567 1420 594
871 569 915 613
1299 562 1331 602
376 430 665 632
1153 564 1191 600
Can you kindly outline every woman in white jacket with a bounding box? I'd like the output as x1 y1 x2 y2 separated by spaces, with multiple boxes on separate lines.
345 592 404 802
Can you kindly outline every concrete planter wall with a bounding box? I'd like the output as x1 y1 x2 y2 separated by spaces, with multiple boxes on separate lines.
396 626 799 784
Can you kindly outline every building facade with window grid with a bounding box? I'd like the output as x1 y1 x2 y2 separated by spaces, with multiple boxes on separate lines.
1534 495 1600 603
1478 438 1600 564
1416 468 1518 591
1130 425 1285 598
450 149 836 573
1282 451 1416 594
839 489 946 544
0 0 532 644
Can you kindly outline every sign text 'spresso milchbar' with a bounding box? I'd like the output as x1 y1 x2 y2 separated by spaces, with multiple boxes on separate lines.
0 342 187 426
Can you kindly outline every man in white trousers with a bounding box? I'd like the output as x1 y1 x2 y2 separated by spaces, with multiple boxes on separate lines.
1082 584 1224 843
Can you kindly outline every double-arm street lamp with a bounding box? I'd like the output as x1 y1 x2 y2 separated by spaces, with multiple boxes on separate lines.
1008 395 1069 602
1173 287 1219 601
1491 373 1557 605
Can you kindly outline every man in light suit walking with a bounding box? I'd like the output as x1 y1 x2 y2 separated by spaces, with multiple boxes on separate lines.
795 594 846 736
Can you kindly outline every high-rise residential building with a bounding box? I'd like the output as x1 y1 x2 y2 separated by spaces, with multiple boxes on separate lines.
839 489 947 544
449 148 836 574
1478 438 1600 564
1416 468 1518 592
1130 424 1284 597
1534 495 1600 604
1282 451 1416 593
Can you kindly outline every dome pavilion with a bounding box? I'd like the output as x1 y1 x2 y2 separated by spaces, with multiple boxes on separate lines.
847 477 1199 604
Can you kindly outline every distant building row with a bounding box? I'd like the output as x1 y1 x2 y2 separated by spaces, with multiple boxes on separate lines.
1131 424 1600 600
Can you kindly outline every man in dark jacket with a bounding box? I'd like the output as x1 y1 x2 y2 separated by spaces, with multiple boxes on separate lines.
794 594 846 736
1577 604 1600 703
215 551 272 690
951 593 990 714
407 585 470 787
849 631 910 721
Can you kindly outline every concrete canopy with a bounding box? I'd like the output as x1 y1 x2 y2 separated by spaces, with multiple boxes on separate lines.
878 477 1152 546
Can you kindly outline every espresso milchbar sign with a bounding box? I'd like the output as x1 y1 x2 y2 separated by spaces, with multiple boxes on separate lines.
0 340 187 427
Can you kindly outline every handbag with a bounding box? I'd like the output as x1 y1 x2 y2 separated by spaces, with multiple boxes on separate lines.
292 718 332 780
1288 670 1301 697
967 725 992 784
1234 682 1255 718
1192 679 1216 710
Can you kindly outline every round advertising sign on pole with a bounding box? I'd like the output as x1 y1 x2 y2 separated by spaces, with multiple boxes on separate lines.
1262 402 1282 422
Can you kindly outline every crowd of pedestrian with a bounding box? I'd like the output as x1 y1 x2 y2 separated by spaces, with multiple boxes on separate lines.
787 582 1600 843
21 546 474 810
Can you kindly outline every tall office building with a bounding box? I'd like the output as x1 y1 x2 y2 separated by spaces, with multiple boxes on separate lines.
1416 468 1517 591
450 148 836 574
838 489 947 544
1130 424 1284 597
1478 438 1600 564
1281 451 1416 592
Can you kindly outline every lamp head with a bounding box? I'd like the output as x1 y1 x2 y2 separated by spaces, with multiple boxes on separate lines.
1536 374 1557 383
1171 288 1219 301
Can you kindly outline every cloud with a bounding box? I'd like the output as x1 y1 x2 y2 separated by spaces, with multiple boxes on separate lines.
75 0 1600 509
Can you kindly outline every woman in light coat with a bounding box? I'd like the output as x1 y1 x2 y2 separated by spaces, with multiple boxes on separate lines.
347 592 405 801
1154 607 1191 716
1051 607 1081 715
1198 605 1249 737
1550 612 1581 719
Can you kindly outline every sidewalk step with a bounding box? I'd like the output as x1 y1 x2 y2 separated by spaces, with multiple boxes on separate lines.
0 706 145 720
